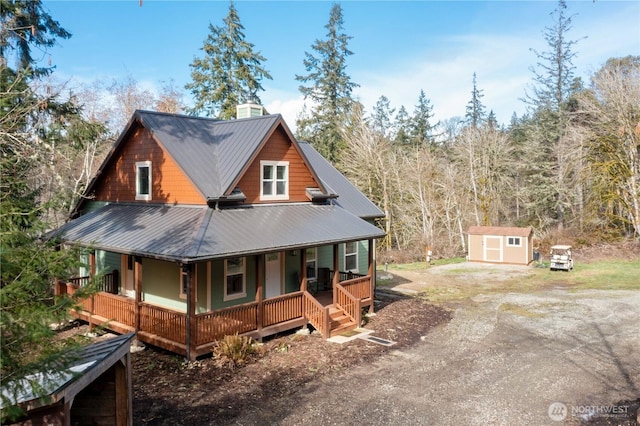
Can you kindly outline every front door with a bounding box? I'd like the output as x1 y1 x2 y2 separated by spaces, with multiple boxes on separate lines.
265 252 282 299
121 255 135 298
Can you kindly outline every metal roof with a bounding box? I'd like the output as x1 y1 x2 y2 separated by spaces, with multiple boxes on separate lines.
2 333 135 410
298 141 384 219
54 203 385 263
137 110 282 198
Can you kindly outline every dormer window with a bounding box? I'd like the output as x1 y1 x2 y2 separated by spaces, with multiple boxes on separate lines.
260 161 288 200
136 161 152 201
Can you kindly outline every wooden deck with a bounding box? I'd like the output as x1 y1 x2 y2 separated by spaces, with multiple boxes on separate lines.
57 273 373 359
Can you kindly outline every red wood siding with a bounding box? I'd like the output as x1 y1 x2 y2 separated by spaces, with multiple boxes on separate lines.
237 126 318 203
93 126 206 204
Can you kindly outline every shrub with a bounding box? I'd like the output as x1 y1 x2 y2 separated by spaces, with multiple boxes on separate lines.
211 334 257 369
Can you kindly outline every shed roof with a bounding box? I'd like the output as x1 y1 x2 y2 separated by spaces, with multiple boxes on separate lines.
467 226 532 237
54 203 385 263
1 334 135 411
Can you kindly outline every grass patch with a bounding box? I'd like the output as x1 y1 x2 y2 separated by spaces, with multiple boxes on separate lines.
400 259 640 305
498 303 545 318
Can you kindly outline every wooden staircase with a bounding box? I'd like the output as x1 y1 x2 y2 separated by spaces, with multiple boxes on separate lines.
328 305 357 337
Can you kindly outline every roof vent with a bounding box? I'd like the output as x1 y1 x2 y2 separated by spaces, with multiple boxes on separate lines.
236 101 264 119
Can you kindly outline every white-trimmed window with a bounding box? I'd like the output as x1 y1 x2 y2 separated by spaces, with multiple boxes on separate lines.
306 248 317 281
507 236 522 247
344 242 358 272
260 161 289 200
224 257 246 301
136 161 152 201
179 266 198 300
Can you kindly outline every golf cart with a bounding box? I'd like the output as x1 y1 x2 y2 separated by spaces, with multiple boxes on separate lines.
549 245 573 271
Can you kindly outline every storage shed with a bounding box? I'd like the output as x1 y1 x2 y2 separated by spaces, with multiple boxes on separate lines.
4 333 135 426
467 226 533 265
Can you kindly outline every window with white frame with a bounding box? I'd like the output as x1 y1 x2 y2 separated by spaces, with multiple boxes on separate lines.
507 236 522 247
224 257 246 301
344 241 358 272
260 161 289 200
136 161 152 200
306 247 317 281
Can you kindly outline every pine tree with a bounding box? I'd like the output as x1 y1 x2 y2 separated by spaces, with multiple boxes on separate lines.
295 3 359 162
1 3 100 420
525 0 583 230
465 73 486 128
410 90 437 147
186 1 272 119
370 95 395 139
393 105 411 146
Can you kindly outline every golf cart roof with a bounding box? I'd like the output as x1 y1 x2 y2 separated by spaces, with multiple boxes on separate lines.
551 245 572 250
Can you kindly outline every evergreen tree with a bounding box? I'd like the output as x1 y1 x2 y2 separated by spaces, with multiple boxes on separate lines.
464 73 486 128
186 1 272 119
410 90 437 147
370 95 395 138
1 3 99 420
525 0 583 230
0 0 71 75
393 105 411 146
295 3 359 162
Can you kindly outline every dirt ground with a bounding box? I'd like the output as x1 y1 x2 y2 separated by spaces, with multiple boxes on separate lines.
62 241 639 425
129 293 452 425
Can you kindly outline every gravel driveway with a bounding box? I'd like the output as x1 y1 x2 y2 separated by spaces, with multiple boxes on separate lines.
263 288 640 425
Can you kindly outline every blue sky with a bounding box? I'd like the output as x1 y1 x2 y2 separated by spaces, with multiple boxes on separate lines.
39 0 640 129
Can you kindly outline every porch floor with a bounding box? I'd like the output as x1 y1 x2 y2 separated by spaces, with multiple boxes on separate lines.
314 290 334 307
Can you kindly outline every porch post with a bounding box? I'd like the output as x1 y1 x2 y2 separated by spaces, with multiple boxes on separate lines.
256 256 264 339
300 249 307 293
332 244 339 303
134 256 142 334
185 264 196 361
89 251 96 331
368 239 375 314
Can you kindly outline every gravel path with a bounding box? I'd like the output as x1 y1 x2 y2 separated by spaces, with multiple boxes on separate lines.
243 288 640 425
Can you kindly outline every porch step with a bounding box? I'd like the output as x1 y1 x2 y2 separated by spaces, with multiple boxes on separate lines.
328 311 357 337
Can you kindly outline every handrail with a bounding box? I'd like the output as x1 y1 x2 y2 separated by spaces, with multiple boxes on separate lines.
335 283 361 326
302 291 330 339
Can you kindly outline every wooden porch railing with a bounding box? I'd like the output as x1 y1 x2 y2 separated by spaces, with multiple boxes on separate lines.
140 303 187 345
339 275 371 300
336 271 366 282
335 283 361 327
92 292 135 327
263 292 303 327
195 302 258 346
303 291 330 338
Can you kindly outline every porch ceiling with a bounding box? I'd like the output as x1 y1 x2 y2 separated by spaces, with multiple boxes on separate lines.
52 203 385 263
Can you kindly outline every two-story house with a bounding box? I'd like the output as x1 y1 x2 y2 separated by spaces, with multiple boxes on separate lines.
53 106 385 359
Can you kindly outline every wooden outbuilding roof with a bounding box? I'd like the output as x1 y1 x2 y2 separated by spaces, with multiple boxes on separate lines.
467 226 532 237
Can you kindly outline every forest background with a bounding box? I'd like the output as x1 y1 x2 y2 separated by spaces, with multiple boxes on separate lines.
1 1 638 419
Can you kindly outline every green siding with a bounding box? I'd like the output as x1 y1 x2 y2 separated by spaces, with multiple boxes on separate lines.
284 251 301 293
196 262 207 314
142 258 185 311
96 250 120 275
210 256 257 310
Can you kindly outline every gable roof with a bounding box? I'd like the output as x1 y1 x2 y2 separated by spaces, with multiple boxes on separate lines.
54 203 385 263
467 226 532 237
80 110 326 209
298 141 384 219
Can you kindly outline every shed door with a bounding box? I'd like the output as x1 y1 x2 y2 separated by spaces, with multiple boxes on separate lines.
483 236 503 262
265 252 283 299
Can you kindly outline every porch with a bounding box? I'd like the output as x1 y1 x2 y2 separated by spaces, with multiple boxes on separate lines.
56 271 373 360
